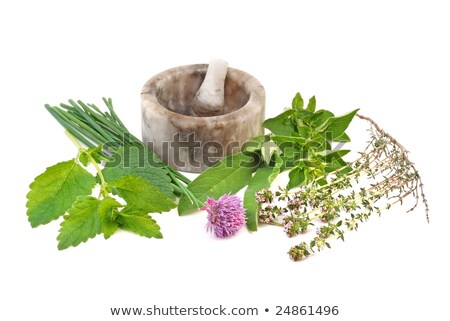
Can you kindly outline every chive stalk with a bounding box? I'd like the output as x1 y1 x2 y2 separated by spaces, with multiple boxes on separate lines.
46 98 201 207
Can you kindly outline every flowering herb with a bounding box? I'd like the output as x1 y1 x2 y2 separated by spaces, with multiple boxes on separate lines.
180 93 358 231
256 115 429 261
203 194 246 238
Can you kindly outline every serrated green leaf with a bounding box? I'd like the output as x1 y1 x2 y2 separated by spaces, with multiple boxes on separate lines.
57 196 101 250
98 197 122 239
26 159 97 227
116 212 162 239
244 164 281 231
292 92 304 109
110 175 176 213
325 109 359 141
263 109 294 136
178 152 259 215
103 147 174 198
306 96 316 112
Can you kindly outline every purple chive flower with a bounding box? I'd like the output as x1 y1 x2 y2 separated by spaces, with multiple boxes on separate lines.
202 194 246 238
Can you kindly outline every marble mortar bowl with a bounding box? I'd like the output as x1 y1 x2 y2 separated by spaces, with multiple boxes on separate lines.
141 64 265 173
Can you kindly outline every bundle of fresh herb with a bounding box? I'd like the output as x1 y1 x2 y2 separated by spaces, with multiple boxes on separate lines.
255 114 429 260
27 98 202 249
26 131 176 249
178 93 359 232
26 93 427 258
45 98 202 207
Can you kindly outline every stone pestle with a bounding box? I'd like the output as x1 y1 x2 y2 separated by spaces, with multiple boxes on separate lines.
190 59 228 117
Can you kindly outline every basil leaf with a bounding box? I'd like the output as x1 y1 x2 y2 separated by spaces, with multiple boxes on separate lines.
291 92 304 109
263 110 295 136
178 152 259 215
325 109 359 141
244 161 282 231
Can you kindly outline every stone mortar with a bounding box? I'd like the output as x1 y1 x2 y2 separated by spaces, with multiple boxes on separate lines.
141 64 265 173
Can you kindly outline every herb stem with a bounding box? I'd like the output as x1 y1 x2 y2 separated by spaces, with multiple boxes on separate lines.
65 130 108 197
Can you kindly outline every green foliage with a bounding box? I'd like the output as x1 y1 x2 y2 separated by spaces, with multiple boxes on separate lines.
98 197 122 239
45 98 199 206
116 209 163 239
57 196 102 250
178 152 259 215
110 175 176 213
325 109 359 141
185 92 358 232
262 110 294 136
102 147 174 198
26 131 175 250
244 164 280 231
26 160 96 227
263 92 359 190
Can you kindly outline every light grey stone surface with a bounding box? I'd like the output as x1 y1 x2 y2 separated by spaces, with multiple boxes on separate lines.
141 64 265 173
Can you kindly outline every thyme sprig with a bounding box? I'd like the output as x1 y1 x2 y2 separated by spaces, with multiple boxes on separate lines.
256 114 429 261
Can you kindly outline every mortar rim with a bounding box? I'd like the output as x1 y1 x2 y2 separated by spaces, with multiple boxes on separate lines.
140 63 265 122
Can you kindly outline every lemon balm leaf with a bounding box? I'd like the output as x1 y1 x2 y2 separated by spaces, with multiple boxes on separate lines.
98 197 122 239
26 160 96 227
110 175 177 213
116 212 163 239
57 196 102 250
102 147 174 199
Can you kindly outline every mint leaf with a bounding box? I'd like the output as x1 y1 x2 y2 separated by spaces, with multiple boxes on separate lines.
116 210 162 239
325 109 359 141
244 163 281 231
103 147 174 198
178 152 259 215
110 175 176 213
26 160 97 227
98 197 122 239
57 196 102 250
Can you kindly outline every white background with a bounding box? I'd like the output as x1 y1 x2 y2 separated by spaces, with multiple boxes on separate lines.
1 0 448 320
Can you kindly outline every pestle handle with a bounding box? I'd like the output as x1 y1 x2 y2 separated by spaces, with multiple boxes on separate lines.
191 59 228 117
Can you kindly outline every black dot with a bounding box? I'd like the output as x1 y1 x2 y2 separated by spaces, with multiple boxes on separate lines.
265 308 269 312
